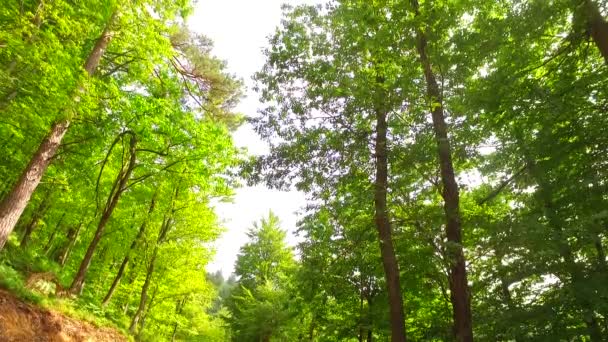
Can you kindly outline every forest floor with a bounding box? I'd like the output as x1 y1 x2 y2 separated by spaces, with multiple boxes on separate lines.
0 289 128 342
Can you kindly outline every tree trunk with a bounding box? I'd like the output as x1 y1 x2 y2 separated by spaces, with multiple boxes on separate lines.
373 95 407 341
102 195 157 308
129 247 157 334
170 296 188 342
584 0 608 63
130 195 175 335
57 222 83 266
43 213 65 254
171 323 178 342
137 285 157 339
19 194 51 248
358 292 364 342
308 316 316 341
70 133 137 294
0 121 68 250
410 2 473 340
367 297 373 342
0 10 117 250
101 253 130 307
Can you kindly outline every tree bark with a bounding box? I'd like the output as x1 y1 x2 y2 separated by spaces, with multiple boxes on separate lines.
373 93 407 341
130 192 176 335
102 194 157 308
359 291 364 342
101 251 130 307
308 316 316 341
410 2 473 341
19 194 51 248
584 0 608 64
0 122 68 250
70 133 137 294
136 285 157 339
57 222 83 266
367 297 373 342
129 246 157 334
171 322 178 342
0 10 117 250
171 296 188 342
43 213 65 254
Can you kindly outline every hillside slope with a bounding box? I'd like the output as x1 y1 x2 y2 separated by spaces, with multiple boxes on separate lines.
0 290 128 342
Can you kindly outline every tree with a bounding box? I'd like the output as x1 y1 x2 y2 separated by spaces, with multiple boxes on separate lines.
251 4 416 339
408 0 473 339
226 212 298 341
0 6 118 248
2 0 608 340
0 1 243 339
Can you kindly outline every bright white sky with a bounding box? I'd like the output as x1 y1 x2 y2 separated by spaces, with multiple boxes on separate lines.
189 0 320 277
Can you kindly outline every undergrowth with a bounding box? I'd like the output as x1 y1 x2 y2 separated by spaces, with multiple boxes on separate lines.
0 240 132 340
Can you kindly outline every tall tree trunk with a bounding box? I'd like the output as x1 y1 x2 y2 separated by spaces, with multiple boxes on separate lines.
0 121 67 250
19 194 51 248
57 222 83 266
70 133 137 294
373 91 407 341
367 297 373 342
121 257 141 314
0 10 117 250
308 316 316 341
130 193 176 335
43 213 65 254
136 285 157 339
358 291 364 342
102 195 157 308
171 323 179 342
583 0 608 63
410 2 473 340
171 296 188 342
101 251 130 307
130 247 157 334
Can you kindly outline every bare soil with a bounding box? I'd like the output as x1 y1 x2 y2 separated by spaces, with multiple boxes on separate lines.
0 290 128 342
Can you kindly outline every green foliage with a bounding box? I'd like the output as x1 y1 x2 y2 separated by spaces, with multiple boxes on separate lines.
226 212 300 341
247 0 608 341
0 0 243 339
1 0 608 341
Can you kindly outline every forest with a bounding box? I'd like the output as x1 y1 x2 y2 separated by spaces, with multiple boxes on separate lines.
0 0 607 341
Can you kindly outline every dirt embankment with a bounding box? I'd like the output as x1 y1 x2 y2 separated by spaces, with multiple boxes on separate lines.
0 290 128 342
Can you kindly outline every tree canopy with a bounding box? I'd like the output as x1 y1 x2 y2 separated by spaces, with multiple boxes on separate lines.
0 0 607 341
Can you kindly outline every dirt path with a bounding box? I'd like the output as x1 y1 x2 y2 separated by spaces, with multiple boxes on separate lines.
0 290 128 342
